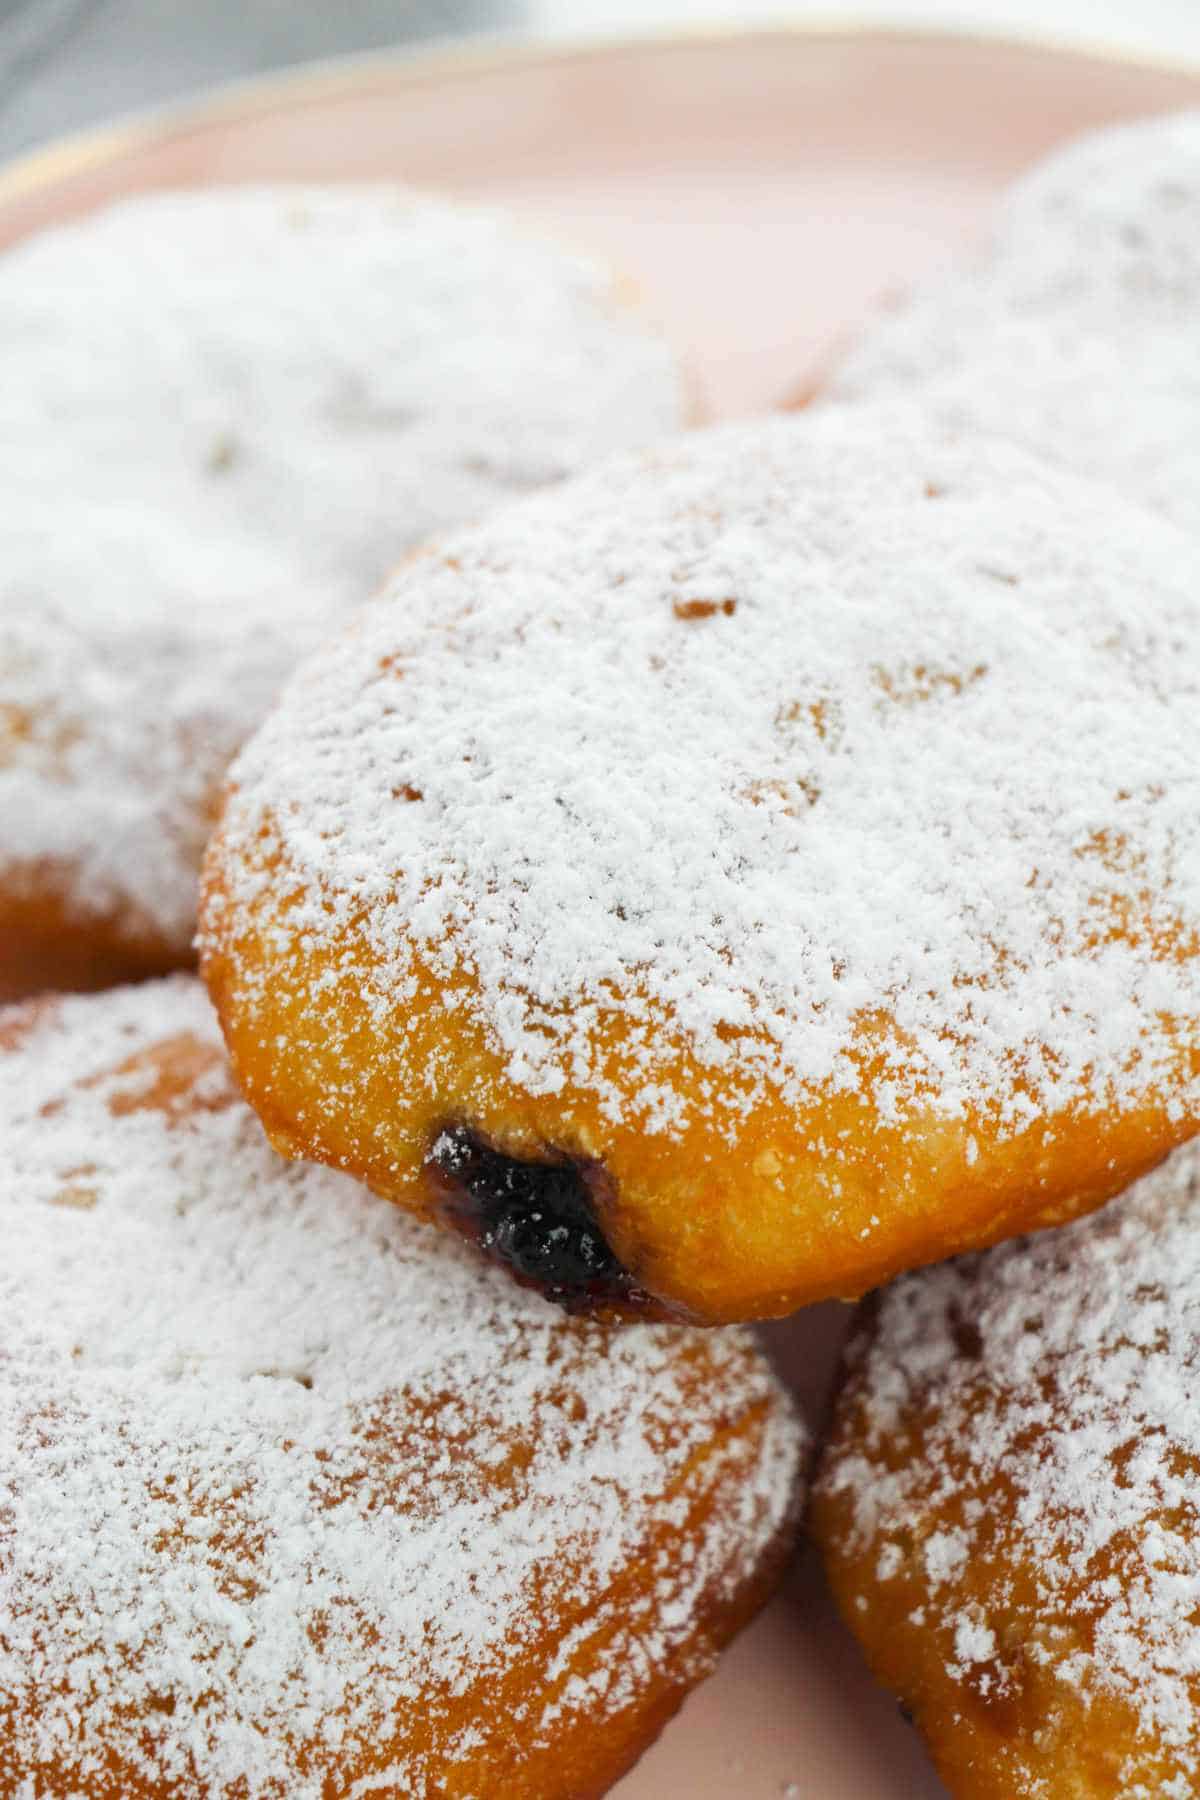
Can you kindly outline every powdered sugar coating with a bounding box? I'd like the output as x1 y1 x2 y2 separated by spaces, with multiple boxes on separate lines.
0 978 801 1798
817 1140 1200 1796
827 111 1200 532
0 185 685 949
208 408 1200 1141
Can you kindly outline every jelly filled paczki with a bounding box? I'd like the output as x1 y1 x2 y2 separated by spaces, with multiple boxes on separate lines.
0 185 686 995
202 408 1200 1323
813 1139 1200 1798
0 978 802 1799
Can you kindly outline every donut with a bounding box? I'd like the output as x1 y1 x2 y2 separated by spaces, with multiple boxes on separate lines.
0 976 802 1799
824 110 1200 530
0 186 686 996
200 409 1200 1324
810 1140 1200 1799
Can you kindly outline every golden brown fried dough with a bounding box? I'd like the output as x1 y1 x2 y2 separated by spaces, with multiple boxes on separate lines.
203 411 1200 1322
0 978 802 1799
813 1143 1200 1798
0 187 686 995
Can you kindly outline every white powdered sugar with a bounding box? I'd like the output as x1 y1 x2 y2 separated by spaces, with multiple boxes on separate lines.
0 185 685 947
211 408 1200 1139
826 110 1200 534
817 1140 1200 1790
0 978 801 1797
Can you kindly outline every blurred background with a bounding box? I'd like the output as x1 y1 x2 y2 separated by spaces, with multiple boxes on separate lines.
3 0 1200 161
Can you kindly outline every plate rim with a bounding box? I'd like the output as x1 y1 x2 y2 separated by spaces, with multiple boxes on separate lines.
2 19 1200 212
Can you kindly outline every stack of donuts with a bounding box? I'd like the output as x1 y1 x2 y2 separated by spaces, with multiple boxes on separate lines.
5 108 1200 1800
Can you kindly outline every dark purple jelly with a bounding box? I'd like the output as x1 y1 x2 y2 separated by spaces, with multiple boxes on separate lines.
424 1124 661 1317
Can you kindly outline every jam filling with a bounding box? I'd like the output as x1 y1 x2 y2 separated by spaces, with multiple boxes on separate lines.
425 1124 657 1316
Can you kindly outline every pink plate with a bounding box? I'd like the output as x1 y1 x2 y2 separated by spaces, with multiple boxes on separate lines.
5 27 1200 1795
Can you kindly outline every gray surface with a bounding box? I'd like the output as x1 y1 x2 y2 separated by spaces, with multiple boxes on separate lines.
2 0 1200 163
0 0 524 156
